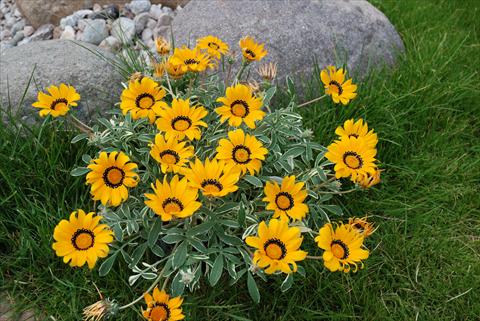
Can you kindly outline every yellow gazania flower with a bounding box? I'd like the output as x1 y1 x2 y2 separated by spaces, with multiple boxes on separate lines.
32 83 80 117
144 175 201 222
120 77 168 123
143 287 185 321
325 136 377 181
263 176 309 221
245 217 307 274
153 58 187 80
320 66 357 105
196 35 229 59
170 46 211 72
239 36 267 62
155 36 171 56
216 129 268 176
52 209 113 269
335 118 378 148
355 167 382 188
215 84 265 128
155 98 208 140
315 222 369 272
183 158 240 197
86 151 139 207
348 216 376 238
150 134 194 174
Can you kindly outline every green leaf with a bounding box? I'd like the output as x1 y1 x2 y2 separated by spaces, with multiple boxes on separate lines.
263 86 277 106
187 221 213 237
209 255 224 286
282 146 305 159
280 273 294 292
286 76 295 96
237 202 246 228
243 175 263 188
150 244 165 257
170 271 185 297
71 133 89 144
173 241 188 268
216 202 239 214
81 154 92 164
247 272 260 303
129 242 147 268
98 251 118 276
148 219 163 248
321 204 343 216
162 234 184 244
70 167 90 176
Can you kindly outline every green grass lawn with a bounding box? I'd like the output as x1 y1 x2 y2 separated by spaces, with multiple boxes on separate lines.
1 0 479 320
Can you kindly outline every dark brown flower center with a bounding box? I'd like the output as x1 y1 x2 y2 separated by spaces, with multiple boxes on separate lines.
208 42 220 50
245 49 256 58
201 179 223 193
184 58 199 65
148 302 170 321
230 100 249 118
103 166 125 188
343 151 363 169
171 116 192 131
232 145 251 164
162 197 184 213
71 228 95 251
135 93 155 109
50 98 68 110
159 150 180 165
275 192 294 210
329 80 343 95
263 238 287 260
331 239 349 259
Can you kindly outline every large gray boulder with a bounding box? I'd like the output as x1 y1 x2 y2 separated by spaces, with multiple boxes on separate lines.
0 40 123 121
172 0 404 81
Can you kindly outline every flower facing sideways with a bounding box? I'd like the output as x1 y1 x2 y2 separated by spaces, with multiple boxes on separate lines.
315 222 369 272
156 98 208 141
325 136 377 181
143 287 185 321
120 77 168 123
197 35 229 59
155 36 171 56
335 118 378 148
170 46 211 73
239 36 267 62
263 176 309 221
183 158 240 198
216 129 268 176
348 216 376 238
52 209 113 269
355 167 382 188
150 134 194 174
320 66 357 105
145 175 201 222
86 151 139 207
32 83 80 117
246 218 307 274
215 83 265 128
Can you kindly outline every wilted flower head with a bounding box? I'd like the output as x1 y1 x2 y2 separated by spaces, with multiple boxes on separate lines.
83 298 118 321
155 36 171 56
129 72 144 83
348 216 377 237
355 168 382 189
257 62 277 81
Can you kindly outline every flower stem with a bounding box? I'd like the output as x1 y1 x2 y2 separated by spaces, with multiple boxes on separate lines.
118 265 166 311
235 61 249 82
297 94 327 108
306 255 323 260
69 114 93 135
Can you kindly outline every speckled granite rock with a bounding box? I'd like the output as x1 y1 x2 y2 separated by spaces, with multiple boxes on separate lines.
172 0 404 80
0 40 123 121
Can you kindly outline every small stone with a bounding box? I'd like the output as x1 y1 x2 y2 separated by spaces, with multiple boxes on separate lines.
153 25 169 38
99 35 121 52
11 31 24 45
81 19 108 45
23 26 35 37
77 19 88 31
74 9 93 19
0 41 15 51
53 26 62 39
111 17 135 44
156 14 173 27
0 29 11 40
14 8 22 17
134 12 151 34
141 28 153 42
163 6 173 14
129 0 151 15
88 4 120 20
146 18 157 29
60 15 79 29
93 3 102 12
60 25 76 40
11 20 26 34
149 4 163 20
75 30 83 41
29 24 54 41
5 15 17 27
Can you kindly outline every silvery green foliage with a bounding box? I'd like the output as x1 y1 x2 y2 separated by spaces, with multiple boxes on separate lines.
71 73 345 302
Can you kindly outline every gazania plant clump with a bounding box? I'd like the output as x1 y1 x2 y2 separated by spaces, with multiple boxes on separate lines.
36 34 382 319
